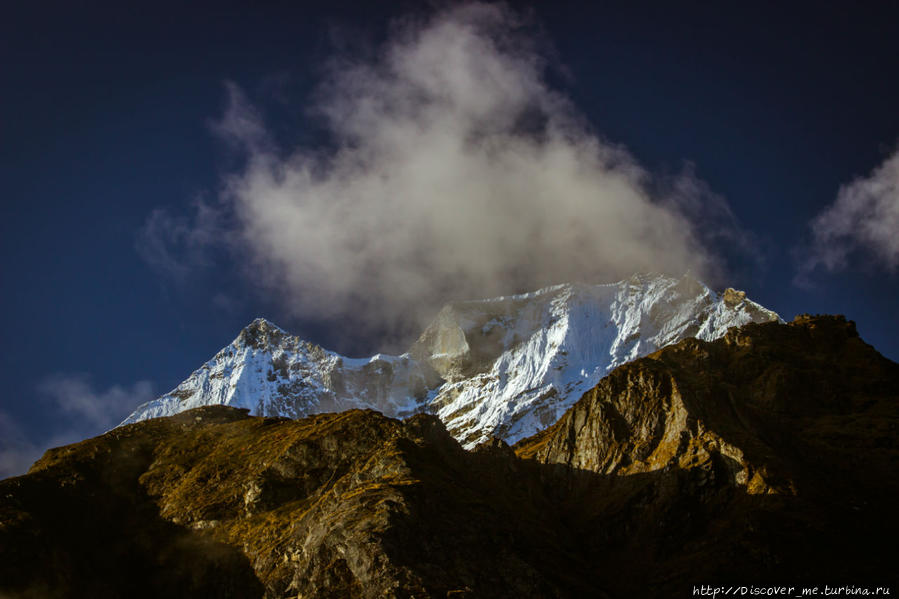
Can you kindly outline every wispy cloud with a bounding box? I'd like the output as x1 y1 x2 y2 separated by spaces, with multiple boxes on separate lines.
37 374 156 430
136 200 227 281
0 375 155 479
139 2 750 341
797 146 899 283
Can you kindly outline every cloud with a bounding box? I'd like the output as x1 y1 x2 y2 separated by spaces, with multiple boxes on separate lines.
37 374 156 430
0 375 157 479
136 200 227 281
141 2 748 341
798 146 899 281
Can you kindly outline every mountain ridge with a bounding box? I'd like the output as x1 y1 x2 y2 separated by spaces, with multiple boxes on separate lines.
121 273 780 446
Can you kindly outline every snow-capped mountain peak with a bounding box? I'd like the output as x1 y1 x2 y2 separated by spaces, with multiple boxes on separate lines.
121 274 781 445
416 274 780 444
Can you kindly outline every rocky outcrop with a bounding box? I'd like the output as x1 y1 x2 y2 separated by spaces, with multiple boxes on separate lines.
0 407 597 598
2 315 896 597
516 314 899 592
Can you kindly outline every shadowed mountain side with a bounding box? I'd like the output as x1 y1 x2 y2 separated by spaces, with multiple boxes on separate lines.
0 407 602 598
0 408 264 598
1 316 897 597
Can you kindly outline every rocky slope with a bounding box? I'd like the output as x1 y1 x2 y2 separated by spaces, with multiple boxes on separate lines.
1 408 597 598
122 273 781 446
515 314 899 592
2 315 897 597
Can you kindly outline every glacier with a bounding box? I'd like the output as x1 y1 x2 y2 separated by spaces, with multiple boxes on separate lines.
121 273 781 446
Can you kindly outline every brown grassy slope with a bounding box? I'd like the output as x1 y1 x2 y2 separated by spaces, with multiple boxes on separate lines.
0 408 600 598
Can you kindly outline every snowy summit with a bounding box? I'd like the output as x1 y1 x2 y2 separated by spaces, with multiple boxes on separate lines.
121 273 781 446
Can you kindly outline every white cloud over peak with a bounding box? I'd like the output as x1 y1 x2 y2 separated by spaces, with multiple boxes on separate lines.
141 3 749 341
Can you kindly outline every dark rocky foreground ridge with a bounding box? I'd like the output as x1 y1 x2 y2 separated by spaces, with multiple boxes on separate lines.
1 315 897 597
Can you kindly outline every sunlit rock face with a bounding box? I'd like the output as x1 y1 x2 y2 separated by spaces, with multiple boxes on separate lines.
512 314 899 592
122 273 780 446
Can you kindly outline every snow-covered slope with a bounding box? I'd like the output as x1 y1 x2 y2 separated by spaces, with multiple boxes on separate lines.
415 274 780 445
120 321 437 425
121 274 781 445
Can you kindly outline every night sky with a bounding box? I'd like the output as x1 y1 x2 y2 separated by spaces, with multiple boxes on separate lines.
2 0 898 477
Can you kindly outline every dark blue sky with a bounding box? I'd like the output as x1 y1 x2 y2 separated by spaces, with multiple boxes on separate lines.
2 1 898 475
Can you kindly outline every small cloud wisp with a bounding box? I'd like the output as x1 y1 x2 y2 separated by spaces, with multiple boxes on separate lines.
798 146 899 282
0 375 155 479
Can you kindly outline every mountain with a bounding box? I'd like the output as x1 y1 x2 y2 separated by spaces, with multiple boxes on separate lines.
122 273 780 446
413 274 779 445
3 315 896 597
515 314 899 590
